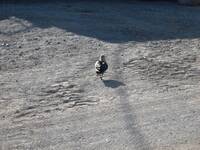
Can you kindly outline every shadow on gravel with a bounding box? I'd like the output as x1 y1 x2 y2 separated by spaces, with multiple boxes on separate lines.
102 79 125 88
1 0 200 43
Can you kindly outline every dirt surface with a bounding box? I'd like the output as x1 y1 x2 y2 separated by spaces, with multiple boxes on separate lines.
0 1 200 150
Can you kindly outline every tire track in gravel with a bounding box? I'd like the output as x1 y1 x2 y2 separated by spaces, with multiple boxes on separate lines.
112 44 152 150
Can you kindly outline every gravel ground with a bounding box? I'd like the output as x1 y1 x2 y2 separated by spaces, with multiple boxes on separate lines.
0 1 200 150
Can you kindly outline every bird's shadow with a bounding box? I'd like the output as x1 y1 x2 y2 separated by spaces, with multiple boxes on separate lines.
102 79 125 88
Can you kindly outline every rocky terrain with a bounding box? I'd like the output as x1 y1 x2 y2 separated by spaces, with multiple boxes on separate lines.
0 1 200 150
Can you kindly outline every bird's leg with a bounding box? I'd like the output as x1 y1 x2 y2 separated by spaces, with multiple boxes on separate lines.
100 76 103 80
100 73 103 80
96 73 101 80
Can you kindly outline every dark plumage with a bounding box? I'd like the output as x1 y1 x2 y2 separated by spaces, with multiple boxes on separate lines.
95 55 108 80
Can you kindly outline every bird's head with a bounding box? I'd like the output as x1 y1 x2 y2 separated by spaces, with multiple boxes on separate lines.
99 55 106 62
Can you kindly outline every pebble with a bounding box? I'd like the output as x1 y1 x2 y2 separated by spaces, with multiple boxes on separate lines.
1 43 9 47
35 47 40 50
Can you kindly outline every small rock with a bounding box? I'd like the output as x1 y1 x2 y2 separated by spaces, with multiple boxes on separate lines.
44 110 51 113
33 37 39 40
1 43 6 46
35 47 40 50
46 40 51 45
55 108 61 111
1 43 9 47
51 83 61 87
15 110 20 114
63 99 69 103
19 52 23 56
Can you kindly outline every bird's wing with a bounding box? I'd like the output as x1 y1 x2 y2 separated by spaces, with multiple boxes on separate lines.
95 61 101 71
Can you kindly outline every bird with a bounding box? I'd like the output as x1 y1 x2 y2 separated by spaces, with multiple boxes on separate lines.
95 55 108 80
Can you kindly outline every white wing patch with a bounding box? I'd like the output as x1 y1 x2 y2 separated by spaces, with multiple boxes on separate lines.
95 61 101 71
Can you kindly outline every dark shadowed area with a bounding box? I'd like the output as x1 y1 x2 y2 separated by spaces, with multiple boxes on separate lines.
1 0 200 43
103 79 125 88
